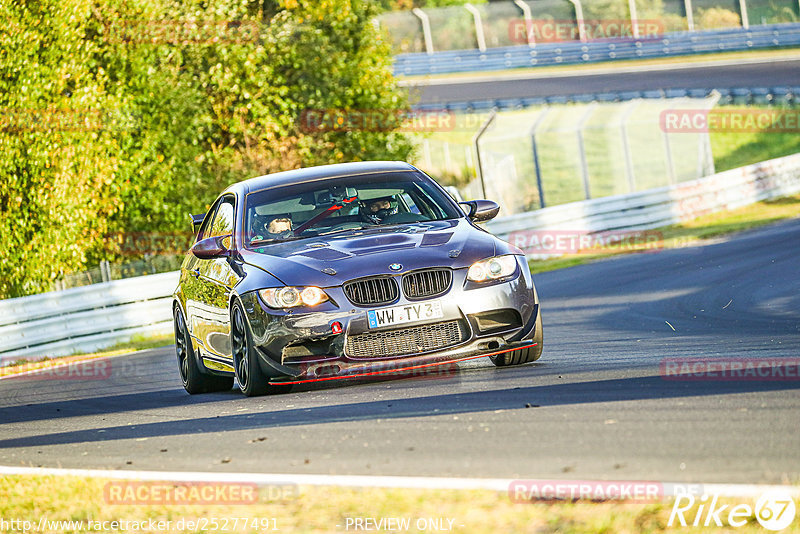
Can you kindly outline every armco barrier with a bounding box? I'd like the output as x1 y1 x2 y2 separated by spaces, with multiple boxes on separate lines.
0 271 179 363
2 153 799 362
394 23 800 76
485 152 800 245
413 86 800 112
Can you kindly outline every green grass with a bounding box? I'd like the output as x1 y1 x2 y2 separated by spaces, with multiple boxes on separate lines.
89 333 174 354
2 475 798 533
710 125 800 173
1 333 173 372
529 194 800 274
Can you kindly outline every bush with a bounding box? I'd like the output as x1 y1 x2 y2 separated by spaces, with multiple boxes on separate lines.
0 0 413 298
697 7 741 29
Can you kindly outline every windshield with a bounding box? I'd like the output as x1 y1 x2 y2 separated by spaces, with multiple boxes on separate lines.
244 171 461 247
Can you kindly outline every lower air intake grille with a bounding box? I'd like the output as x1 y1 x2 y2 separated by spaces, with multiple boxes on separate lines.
403 269 452 300
343 277 399 307
346 320 467 359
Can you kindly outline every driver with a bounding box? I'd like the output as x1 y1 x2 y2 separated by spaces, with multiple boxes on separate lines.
360 196 398 224
266 217 292 235
251 216 293 243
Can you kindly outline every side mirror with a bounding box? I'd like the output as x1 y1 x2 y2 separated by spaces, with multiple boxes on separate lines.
460 200 500 222
191 235 231 259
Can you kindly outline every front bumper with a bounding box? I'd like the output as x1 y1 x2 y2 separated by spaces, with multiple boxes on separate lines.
238 256 539 382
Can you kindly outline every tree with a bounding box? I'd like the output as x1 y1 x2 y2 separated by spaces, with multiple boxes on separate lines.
0 0 414 298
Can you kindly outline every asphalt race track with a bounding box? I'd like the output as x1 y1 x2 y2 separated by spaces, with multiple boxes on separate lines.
1 220 799 484
410 58 800 105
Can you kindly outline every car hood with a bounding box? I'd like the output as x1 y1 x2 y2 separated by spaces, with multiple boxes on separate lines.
239 219 500 287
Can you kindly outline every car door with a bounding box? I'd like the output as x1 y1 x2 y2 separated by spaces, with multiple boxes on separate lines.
194 195 240 363
182 199 221 359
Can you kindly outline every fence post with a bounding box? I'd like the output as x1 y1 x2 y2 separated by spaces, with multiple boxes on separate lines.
685 0 695 31
662 126 677 185
422 139 433 170
464 4 487 52
701 91 721 177
576 104 596 200
566 0 587 42
513 0 536 47
473 110 497 199
530 108 552 209
620 100 640 193
628 0 640 38
739 0 750 29
412 8 435 54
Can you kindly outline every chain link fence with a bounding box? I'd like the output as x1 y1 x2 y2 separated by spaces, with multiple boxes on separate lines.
415 96 718 216
53 255 185 292
378 0 800 53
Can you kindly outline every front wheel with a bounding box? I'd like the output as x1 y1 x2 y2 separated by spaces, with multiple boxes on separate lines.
174 306 233 394
230 301 296 396
491 311 543 367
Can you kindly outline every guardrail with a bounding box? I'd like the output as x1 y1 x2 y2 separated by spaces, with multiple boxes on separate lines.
3 152 799 363
414 86 800 112
394 23 800 76
0 272 178 364
485 153 800 246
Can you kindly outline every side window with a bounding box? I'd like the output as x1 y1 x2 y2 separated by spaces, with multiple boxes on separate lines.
208 197 235 238
401 192 422 215
196 201 220 241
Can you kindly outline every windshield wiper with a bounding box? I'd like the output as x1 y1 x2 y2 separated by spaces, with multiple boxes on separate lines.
249 235 305 247
315 224 376 237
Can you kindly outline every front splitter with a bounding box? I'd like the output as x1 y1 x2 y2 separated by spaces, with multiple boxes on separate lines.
270 342 538 385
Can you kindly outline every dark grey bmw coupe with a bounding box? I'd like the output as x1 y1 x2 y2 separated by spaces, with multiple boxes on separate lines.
173 161 542 396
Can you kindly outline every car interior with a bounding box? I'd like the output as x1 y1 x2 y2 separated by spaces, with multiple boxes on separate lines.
246 180 452 245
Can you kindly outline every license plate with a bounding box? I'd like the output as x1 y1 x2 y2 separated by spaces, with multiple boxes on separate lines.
367 301 443 329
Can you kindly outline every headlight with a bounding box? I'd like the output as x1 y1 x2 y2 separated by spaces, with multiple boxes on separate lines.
259 286 329 308
467 255 518 282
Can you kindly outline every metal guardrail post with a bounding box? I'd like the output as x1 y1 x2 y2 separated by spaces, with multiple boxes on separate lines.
473 110 497 199
576 104 596 200
566 0 587 42
513 0 535 47
465 4 487 52
530 108 551 209
412 8 435 55
100 260 111 283
620 100 640 193
739 0 750 29
628 0 640 38
685 0 695 31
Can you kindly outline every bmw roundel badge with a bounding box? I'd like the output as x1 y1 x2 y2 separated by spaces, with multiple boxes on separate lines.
389 263 402 271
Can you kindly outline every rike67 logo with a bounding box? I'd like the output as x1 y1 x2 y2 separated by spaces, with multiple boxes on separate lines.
669 490 796 531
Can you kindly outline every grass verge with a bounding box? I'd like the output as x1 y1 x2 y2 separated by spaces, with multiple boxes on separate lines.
2 475 798 533
529 193 800 274
710 126 800 173
0 333 173 376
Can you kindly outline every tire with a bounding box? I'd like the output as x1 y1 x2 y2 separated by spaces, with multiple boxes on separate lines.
490 311 543 367
174 306 234 394
231 301 273 397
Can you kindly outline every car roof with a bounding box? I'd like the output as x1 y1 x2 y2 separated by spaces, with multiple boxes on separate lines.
223 161 420 196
